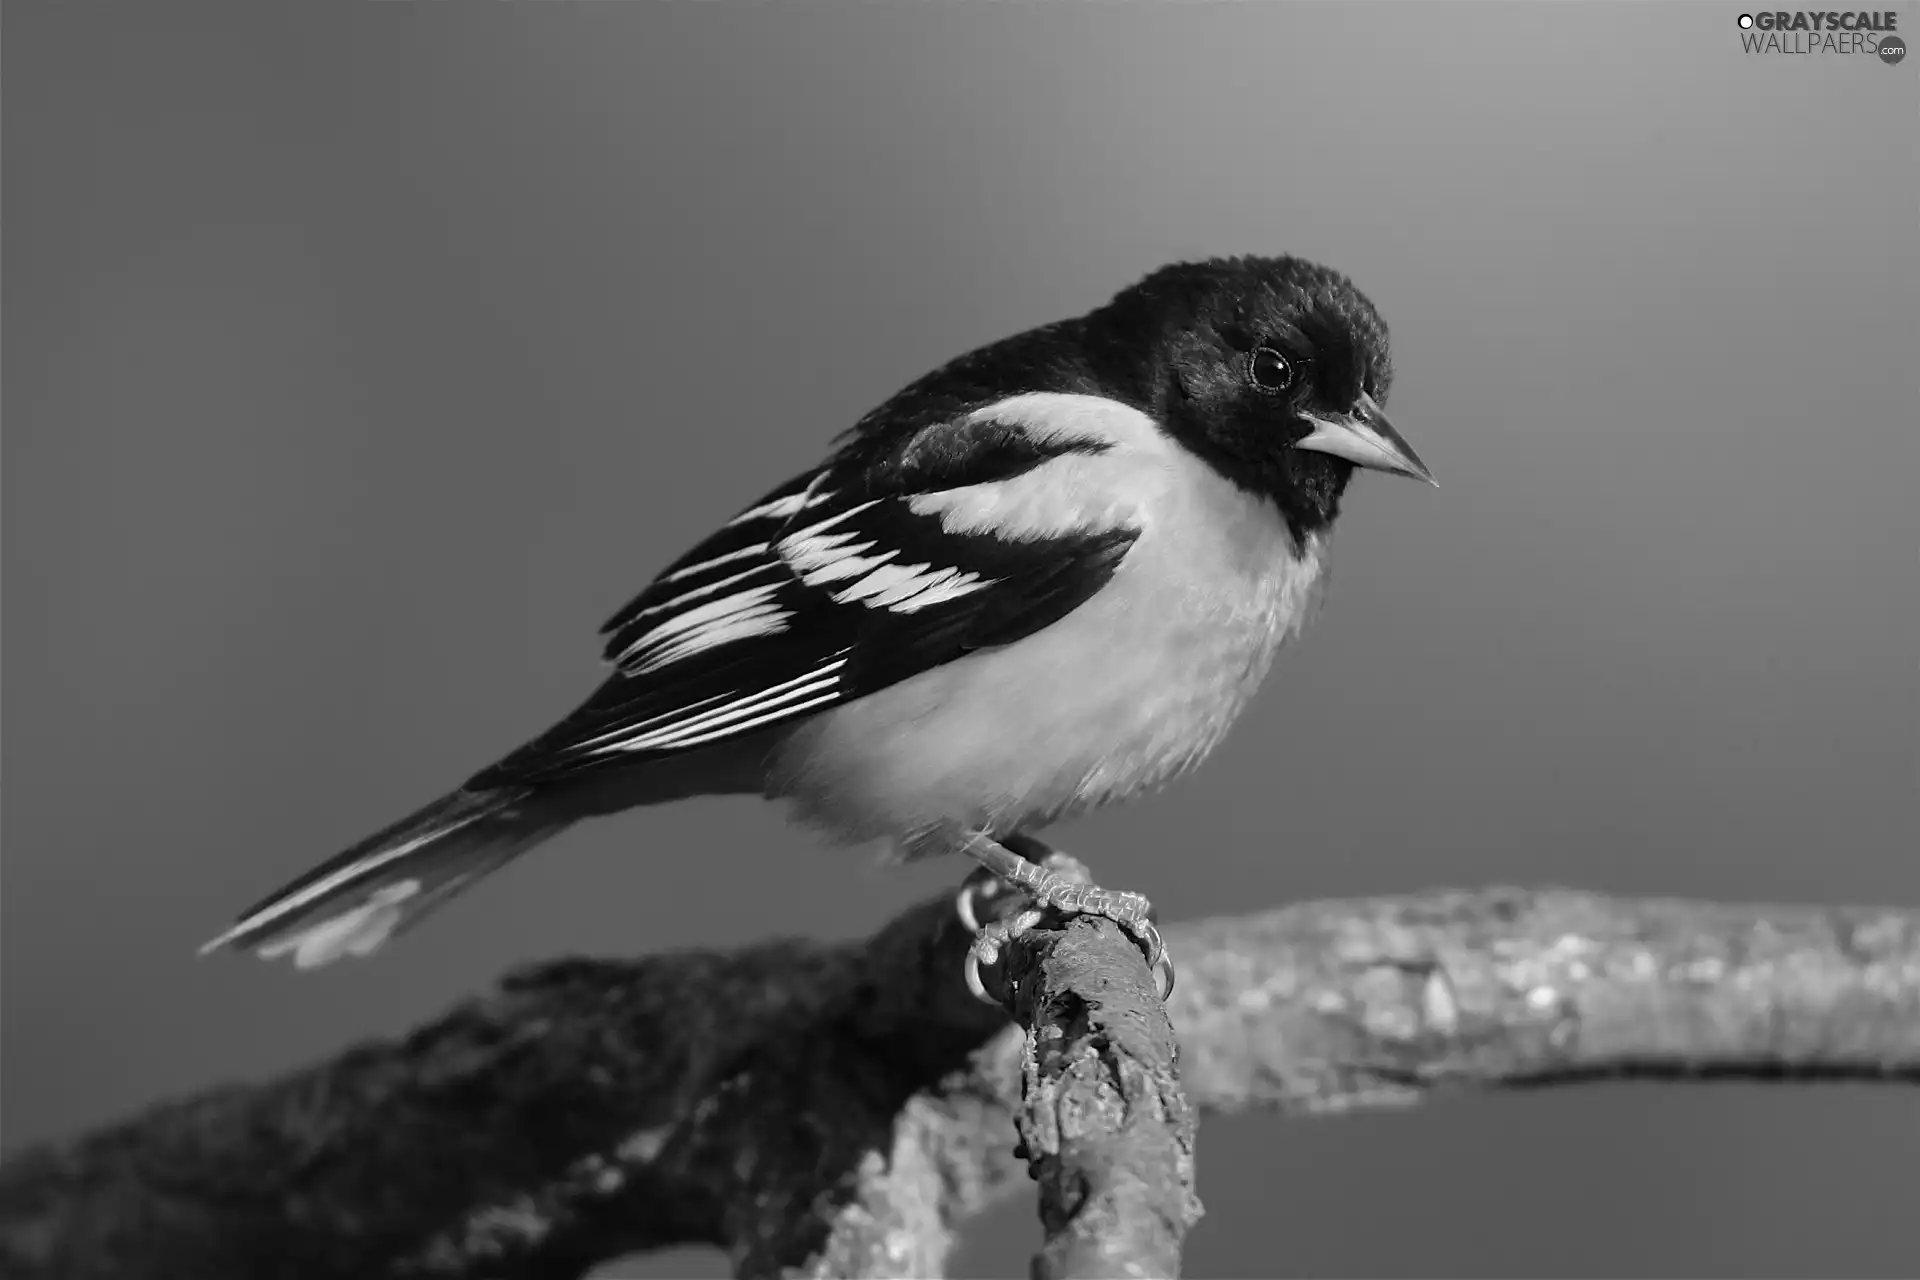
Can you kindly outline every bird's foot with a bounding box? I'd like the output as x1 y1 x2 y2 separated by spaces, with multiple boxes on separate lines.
955 835 1172 1005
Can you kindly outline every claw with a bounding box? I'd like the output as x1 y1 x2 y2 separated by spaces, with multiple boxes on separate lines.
1151 950 1176 1002
1138 920 1176 1001
964 908 1043 1005
1139 920 1166 973
955 881 983 935
954 835 1174 1006
964 949 989 1003
956 865 1018 936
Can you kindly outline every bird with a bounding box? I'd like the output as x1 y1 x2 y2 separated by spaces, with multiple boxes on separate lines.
201 254 1434 1001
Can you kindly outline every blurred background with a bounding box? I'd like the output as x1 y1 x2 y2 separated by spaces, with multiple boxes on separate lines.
5 4 1917 1276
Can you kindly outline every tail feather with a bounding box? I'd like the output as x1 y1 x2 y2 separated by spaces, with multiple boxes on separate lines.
201 786 565 968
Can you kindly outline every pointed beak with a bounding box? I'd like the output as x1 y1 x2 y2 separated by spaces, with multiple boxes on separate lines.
1295 392 1436 487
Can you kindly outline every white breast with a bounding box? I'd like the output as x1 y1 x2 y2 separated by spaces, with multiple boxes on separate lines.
766 394 1329 854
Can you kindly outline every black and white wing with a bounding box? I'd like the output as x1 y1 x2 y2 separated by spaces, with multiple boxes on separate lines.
468 414 1138 787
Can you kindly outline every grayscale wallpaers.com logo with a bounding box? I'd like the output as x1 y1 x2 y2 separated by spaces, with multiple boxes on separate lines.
1737 10 1907 61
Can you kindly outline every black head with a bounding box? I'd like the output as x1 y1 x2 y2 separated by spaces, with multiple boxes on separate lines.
1084 256 1433 541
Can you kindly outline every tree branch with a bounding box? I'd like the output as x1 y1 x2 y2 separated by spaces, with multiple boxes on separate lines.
3 887 1916 1280
1170 888 1920 1114
1002 913 1201 1280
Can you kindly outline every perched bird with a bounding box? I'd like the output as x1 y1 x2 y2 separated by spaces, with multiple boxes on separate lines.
202 255 1433 999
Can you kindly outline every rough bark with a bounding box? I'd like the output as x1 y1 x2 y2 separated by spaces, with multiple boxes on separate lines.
1004 916 1201 1280
3 887 1916 1280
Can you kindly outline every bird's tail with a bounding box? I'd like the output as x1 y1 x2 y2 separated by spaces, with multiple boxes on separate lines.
200 785 567 968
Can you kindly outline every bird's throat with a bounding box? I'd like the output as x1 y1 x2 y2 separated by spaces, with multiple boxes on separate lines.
1272 451 1352 543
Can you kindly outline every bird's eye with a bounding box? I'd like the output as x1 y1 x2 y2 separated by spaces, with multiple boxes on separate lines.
1247 346 1295 395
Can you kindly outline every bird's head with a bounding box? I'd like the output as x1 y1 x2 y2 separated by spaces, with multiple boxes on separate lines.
1088 255 1433 539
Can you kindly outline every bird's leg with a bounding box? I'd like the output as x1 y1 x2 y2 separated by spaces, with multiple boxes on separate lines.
954 830 1172 1003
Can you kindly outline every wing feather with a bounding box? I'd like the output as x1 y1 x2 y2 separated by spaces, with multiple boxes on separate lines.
470 410 1138 788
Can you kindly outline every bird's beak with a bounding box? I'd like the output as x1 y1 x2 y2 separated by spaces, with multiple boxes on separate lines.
1296 392 1436 487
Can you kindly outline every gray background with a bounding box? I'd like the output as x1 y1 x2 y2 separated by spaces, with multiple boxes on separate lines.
5 4 1917 1276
